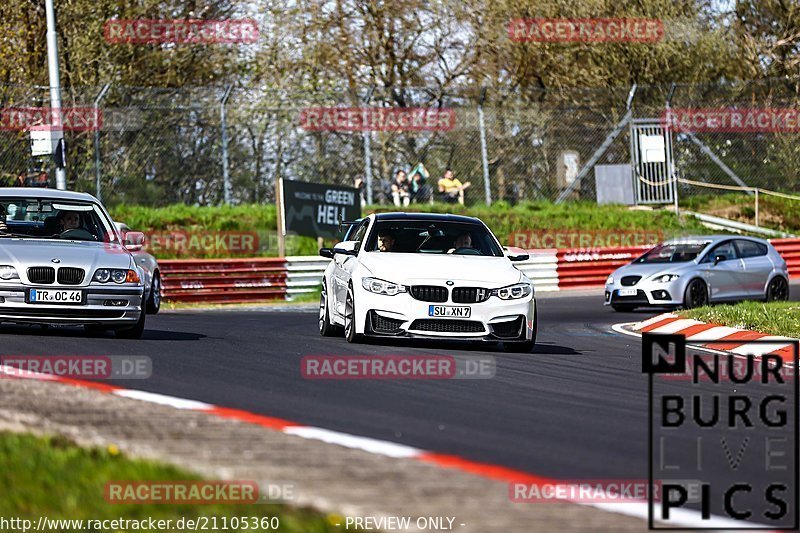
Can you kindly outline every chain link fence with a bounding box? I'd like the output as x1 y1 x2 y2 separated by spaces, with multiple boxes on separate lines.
1 78 799 207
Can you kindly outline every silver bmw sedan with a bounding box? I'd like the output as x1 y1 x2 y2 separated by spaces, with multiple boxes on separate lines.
0 188 146 337
604 235 790 311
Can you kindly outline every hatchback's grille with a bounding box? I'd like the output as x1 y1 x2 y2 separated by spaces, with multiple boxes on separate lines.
620 276 642 287
491 316 524 339
409 285 448 303
370 312 405 334
452 287 491 304
28 267 55 284
409 319 484 333
57 267 85 285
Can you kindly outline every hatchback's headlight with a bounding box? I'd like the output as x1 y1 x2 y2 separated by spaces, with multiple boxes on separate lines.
606 275 614 285
652 274 680 283
361 277 406 296
93 268 139 284
493 282 533 300
0 265 19 281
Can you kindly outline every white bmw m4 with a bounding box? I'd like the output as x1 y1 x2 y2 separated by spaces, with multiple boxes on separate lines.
318 213 537 352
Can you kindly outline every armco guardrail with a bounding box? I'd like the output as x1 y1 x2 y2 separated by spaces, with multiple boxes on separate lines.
770 239 800 279
556 245 651 289
159 258 287 303
158 239 800 303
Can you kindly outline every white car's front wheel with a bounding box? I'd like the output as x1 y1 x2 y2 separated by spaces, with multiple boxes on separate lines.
319 279 340 336
344 285 361 343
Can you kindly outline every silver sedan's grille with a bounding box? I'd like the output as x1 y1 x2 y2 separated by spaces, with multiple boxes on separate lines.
28 267 55 284
57 267 85 285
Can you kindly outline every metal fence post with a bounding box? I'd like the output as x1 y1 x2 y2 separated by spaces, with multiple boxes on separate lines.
220 85 234 205
93 83 110 201
362 86 375 205
478 88 491 205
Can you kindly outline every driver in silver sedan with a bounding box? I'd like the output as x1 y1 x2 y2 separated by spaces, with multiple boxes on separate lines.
59 210 82 231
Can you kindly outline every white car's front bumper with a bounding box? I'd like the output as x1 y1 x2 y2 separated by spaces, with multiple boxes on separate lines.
353 287 536 341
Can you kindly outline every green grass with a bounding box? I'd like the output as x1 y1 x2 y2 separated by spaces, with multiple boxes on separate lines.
682 193 800 234
678 301 800 338
0 431 344 532
109 201 710 259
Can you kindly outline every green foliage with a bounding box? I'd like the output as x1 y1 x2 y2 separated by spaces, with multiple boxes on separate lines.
679 302 800 338
0 431 345 532
109 201 710 258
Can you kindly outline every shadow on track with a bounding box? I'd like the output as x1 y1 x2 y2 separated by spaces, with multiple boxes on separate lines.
0 324 206 341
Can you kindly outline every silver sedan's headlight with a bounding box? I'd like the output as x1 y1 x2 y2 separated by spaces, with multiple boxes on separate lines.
493 282 532 300
361 277 406 296
606 275 614 285
0 265 19 281
652 274 680 283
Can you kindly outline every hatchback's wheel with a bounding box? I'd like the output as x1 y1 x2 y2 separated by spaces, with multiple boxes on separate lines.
766 276 789 301
319 279 340 336
146 272 161 314
683 279 708 309
344 285 361 343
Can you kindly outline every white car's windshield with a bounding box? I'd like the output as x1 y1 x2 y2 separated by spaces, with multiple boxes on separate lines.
364 220 503 256
0 198 114 243
635 242 710 264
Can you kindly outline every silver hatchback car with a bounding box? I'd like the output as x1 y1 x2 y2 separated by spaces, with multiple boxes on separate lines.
604 235 790 311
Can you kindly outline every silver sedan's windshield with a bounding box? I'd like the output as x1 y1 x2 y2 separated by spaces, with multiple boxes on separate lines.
0 198 114 243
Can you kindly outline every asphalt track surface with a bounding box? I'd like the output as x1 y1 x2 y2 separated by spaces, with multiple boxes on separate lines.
2 291 797 528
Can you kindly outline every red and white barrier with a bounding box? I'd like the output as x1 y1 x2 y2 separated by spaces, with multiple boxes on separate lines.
156 238 800 303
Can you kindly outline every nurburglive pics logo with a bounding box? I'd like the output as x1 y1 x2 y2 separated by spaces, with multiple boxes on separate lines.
642 333 799 530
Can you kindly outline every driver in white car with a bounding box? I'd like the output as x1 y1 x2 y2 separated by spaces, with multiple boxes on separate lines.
448 231 472 253
378 231 396 252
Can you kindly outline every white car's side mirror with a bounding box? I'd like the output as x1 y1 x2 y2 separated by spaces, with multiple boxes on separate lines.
332 240 359 256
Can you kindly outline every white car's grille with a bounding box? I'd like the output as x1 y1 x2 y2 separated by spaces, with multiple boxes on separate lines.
409 285 448 303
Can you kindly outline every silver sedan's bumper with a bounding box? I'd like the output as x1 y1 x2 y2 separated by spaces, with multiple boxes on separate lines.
0 284 144 325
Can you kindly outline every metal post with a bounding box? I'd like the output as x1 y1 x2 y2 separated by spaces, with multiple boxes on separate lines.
755 188 759 227
556 85 637 203
93 83 110 201
478 88 491 205
666 83 678 216
220 85 234 205
362 87 375 205
45 0 66 190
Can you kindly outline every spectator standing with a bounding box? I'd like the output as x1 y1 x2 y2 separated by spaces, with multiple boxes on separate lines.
391 170 411 207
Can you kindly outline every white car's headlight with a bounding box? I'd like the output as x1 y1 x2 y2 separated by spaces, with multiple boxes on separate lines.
361 277 406 296
652 274 680 283
606 275 614 285
0 265 19 281
493 282 532 300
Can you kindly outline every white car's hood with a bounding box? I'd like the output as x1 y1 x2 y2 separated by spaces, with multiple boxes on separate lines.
0 239 133 280
359 252 522 286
